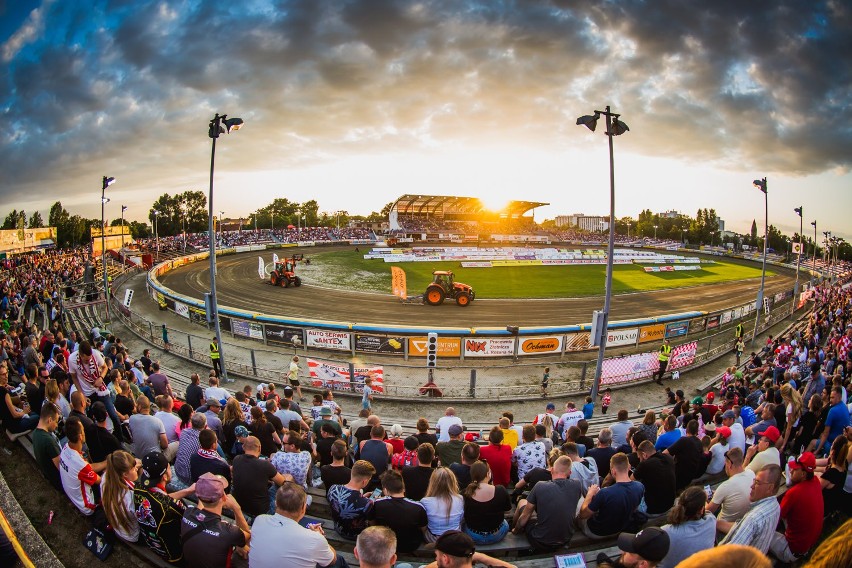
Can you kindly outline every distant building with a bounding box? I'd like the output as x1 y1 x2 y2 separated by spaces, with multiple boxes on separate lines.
555 214 609 232
718 219 725 231
659 210 680 219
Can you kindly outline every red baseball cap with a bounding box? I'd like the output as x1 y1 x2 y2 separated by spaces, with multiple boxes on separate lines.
789 452 816 472
762 426 781 444
716 426 732 438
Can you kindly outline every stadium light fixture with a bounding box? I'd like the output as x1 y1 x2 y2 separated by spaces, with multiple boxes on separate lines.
207 113 245 382
751 177 768 344
576 105 629 401
121 205 128 251
791 206 803 317
101 176 116 323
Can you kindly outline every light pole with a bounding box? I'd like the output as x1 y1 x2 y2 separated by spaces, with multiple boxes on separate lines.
270 207 275 231
219 211 225 245
751 177 768 345
792 206 803 313
101 176 116 322
181 202 187 252
208 113 244 382
152 210 160 262
576 105 629 400
120 205 127 250
653 225 658 241
810 220 817 287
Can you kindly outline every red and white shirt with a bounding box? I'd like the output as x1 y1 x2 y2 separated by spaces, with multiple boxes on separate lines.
59 444 99 515
68 349 107 397
839 335 852 361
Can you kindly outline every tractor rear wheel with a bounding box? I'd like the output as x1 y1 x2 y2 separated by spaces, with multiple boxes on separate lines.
293 277 302 287
283 278 291 288
456 292 471 307
271 273 279 286
425 286 445 306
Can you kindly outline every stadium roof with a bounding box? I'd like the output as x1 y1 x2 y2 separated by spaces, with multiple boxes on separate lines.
391 194 548 216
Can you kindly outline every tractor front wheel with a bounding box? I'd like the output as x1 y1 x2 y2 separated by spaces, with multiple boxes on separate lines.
293 277 302 287
456 292 471 307
271 273 279 286
284 278 291 288
425 287 445 306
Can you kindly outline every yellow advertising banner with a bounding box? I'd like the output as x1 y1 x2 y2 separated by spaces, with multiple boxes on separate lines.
390 266 407 299
638 324 666 344
408 337 461 357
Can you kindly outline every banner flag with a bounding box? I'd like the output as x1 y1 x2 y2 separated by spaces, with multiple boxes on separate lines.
257 257 265 279
391 266 407 299
272 253 279 265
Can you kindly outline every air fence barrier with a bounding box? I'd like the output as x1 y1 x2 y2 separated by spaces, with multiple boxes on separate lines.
77 251 809 401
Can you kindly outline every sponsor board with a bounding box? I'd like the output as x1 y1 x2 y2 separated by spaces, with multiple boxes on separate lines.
174 301 189 319
519 336 563 356
564 332 591 351
733 307 743 320
720 310 733 325
463 337 515 357
408 337 461 357
265 324 305 347
706 314 721 330
491 259 543 266
461 261 493 268
689 317 707 334
639 324 666 344
232 320 263 340
307 359 384 393
606 328 638 347
601 341 697 385
355 334 405 355
665 321 690 338
188 308 206 325
306 329 351 351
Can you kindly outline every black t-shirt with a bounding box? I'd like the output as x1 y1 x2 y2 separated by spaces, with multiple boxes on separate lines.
231 454 278 517
522 467 552 493
25 382 45 415
449 462 471 490
189 453 232 486
402 466 434 501
249 421 279 458
264 411 285 434
821 467 847 515
84 424 122 463
133 486 186 563
793 411 819 453
180 506 246 568
69 409 94 430
415 432 439 448
140 356 152 375
587 446 617 480
0 385 16 425
353 425 373 451
367 497 428 553
666 435 705 490
316 436 337 467
114 394 135 417
632 452 676 514
463 485 511 532
185 384 204 410
321 464 351 492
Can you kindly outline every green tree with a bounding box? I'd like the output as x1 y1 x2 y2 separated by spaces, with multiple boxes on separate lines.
750 220 758 247
28 211 44 228
2 210 19 230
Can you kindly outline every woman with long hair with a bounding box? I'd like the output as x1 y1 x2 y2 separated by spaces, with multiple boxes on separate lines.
42 378 69 441
477 427 512 487
638 410 658 444
249 405 282 457
101 450 140 543
820 435 850 517
420 467 464 541
462 461 511 544
222 398 249 457
175 402 193 438
658 485 716 568
778 383 803 451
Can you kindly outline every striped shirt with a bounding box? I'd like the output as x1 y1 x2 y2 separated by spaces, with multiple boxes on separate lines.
720 495 781 553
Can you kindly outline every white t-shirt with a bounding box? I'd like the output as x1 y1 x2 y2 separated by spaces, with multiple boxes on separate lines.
436 415 463 442
710 469 755 522
154 411 181 444
59 444 98 516
205 386 229 403
747 447 781 474
727 423 746 454
558 410 585 437
248 514 334 568
100 472 139 542
706 442 728 475
67 350 107 397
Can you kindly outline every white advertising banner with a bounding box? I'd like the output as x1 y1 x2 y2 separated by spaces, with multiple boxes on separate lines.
463 337 515 357
306 329 351 351
606 328 638 347
174 301 189 319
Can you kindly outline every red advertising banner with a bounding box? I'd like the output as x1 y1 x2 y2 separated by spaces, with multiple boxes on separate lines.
307 359 384 394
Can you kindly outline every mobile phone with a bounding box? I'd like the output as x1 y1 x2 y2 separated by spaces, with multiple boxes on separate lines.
370 488 382 499
306 522 321 530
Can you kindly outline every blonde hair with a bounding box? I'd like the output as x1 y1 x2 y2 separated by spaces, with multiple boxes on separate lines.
45 378 60 403
780 384 803 421
223 398 245 424
425 467 460 521
102 451 137 535
807 518 852 568
541 414 555 439
675 545 770 568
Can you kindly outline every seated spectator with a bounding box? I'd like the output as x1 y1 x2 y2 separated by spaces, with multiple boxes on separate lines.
578 453 644 539
462 461 511 544
202 398 224 445
133 451 196 564
388 424 405 454
745 403 777 439
59 416 105 516
498 417 518 450
655 415 681 452
770 452 824 562
599 527 671 568
436 424 466 467
321 439 352 492
556 402 584 439
190 428 231 485
450 442 480 489
610 409 633 447
705 425 731 476
421 467 464 541
353 526 403 568
414 417 439 448
174 412 207 487
814 385 851 457
436 407 463 442
360 424 394 490
328 460 376 540
101 450 140 543
0 364 39 433
270 432 313 488
402 443 436 501
722 409 747 453
718 464 783 554
632 440 676 516
563 442 599 494
250 406 282 458
367 470 427 553
587 427 617 480
478 427 512 487
32 403 62 490
744 425 782 473
180 473 250 566
577 419 595 451
391 436 420 470
664 419 705 491
820 435 850 516
534 423 554 453
658 486 716 568
512 424 547 482
638 410 659 444
204 375 228 405
316 422 342 467
130 395 169 459
184 373 205 410
231 435 291 518
85 401 122 463
313 405 344 439
512 456 582 552
222 399 249 458
154 395 182 454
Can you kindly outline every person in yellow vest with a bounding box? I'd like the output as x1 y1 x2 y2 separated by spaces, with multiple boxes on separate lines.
735 322 744 340
210 336 222 378
655 339 672 385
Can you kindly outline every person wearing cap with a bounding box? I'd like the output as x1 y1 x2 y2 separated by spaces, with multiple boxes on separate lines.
436 424 466 467
721 409 746 453
423 530 516 568
705 423 730 476
718 464 783 554
744 425 781 473
532 401 557 426
181 472 249 566
769 452 824 562
133 451 197 564
312 404 344 438
596 527 670 568
201 397 224 445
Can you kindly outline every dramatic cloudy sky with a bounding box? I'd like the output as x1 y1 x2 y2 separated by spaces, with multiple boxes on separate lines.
1 0 850 239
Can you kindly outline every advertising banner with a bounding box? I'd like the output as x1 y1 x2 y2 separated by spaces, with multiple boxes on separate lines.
174 301 189 319
306 329 351 351
720 311 733 325
689 317 707 334
706 314 721 330
188 308 207 325
601 341 698 385
232 320 263 340
638 324 666 344
390 267 407 299
606 328 638 347
408 337 461 357
355 334 405 355
665 321 690 339
265 324 305 347
518 336 563 356
564 332 592 351
669 341 698 370
463 337 515 357
307 359 384 394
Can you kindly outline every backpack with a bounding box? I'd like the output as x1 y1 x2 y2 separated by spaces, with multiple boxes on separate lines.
391 449 418 470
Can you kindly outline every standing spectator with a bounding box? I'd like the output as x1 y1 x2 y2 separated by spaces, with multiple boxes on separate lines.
587 428 617 480
658 486 716 568
512 456 582 552
101 450 141 543
462 461 511 544
769 452 824 562
540 366 550 398
512 425 547 481
59 416 105 516
146 362 174 398
249 483 343 568
718 464 783 554
436 407 463 442
664 420 705 491
327 460 376 540
556 401 584 440
130 395 169 459
632 441 676 516
402 443 436 501
161 325 170 350
180 473 249 567
32 403 62 489
478 428 512 487
288 355 304 401
209 336 222 378
367 470 427 553
231 436 291 518
270 432 313 488
436 424 466 467
744 426 782 474
421 467 464 541
655 339 672 384
68 340 123 442
578 453 644 539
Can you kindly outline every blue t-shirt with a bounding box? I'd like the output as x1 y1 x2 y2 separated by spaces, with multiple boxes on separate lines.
824 402 851 450
587 481 644 536
655 429 681 451
362 385 373 408
583 403 594 419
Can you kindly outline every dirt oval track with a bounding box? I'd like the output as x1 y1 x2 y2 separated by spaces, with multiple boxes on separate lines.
158 248 796 329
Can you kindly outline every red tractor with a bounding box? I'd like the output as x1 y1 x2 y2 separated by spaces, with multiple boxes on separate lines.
270 254 303 287
425 270 475 307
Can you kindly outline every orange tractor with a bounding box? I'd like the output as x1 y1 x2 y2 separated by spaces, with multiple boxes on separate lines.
424 271 475 307
270 254 303 287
